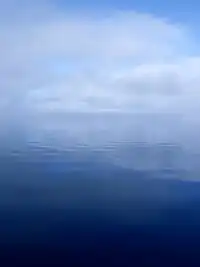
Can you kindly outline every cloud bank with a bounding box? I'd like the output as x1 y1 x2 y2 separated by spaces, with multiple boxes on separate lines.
0 0 200 158
0 0 197 111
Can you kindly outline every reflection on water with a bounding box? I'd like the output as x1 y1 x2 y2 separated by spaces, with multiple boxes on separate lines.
0 114 200 266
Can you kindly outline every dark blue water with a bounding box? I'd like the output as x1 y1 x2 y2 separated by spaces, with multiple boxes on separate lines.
1 141 200 266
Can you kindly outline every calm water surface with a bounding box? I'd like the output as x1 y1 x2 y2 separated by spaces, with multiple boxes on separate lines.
0 114 200 266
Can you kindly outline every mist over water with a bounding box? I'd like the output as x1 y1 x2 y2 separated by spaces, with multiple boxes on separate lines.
1 0 200 264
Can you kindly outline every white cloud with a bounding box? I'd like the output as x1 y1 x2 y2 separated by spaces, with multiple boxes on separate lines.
0 1 193 99
0 1 200 152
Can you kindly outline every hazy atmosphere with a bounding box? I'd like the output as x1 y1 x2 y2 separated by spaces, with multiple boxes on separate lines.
1 0 200 266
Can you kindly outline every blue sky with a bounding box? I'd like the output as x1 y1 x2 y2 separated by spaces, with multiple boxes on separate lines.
58 0 200 25
59 0 194 12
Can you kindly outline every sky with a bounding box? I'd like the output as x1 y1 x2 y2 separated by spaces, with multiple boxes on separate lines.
1 0 200 148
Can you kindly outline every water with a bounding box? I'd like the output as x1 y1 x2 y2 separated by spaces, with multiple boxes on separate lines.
1 114 200 266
